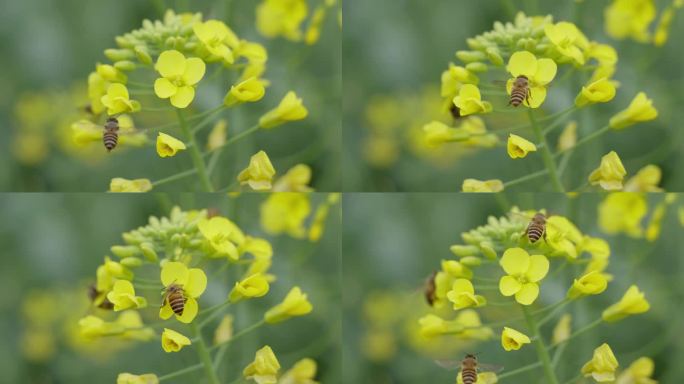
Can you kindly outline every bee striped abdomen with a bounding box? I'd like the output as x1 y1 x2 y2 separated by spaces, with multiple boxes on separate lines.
461 368 477 384
103 131 118 152
168 291 186 315
526 224 544 243
508 75 530 107
509 88 527 107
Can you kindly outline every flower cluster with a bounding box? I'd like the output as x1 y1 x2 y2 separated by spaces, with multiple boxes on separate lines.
417 207 653 383
68 9 313 192
73 204 320 383
604 0 683 46
256 0 340 45
416 12 662 192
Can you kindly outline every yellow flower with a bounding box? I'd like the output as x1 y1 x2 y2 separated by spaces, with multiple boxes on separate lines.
305 5 327 45
156 132 186 158
239 236 274 260
109 178 152 192
604 0 656 42
238 150 276 191
106 280 147 311
273 164 313 192
229 274 270 303
423 121 469 146
461 179 504 192
79 311 154 341
72 115 146 148
544 21 589 65
261 193 311 238
558 121 577 151
624 165 663 192
198 216 244 260
457 372 498 384
440 63 479 98
654 5 677 46
599 193 647 237
501 327 531 351
280 358 319 384
609 92 658 129
96 256 133 293
264 286 313 323
602 285 650 322
441 260 473 279
100 84 141 116
506 51 557 108
545 215 584 259
616 357 657 384
159 262 207 323
552 314 572 345
214 314 234 345
244 345 281 384
575 77 617 107
308 195 337 242
646 198 669 241
567 271 608 299
256 0 308 41
589 151 627 190
154 50 206 108
581 343 619 382
206 119 227 151
417 314 455 338
507 134 537 159
454 309 494 340
96 63 127 83
446 278 486 309
87 71 107 114
499 248 549 305
161 328 191 353
193 19 238 64
117 373 159 384
224 77 266 106
452 84 492 116
259 91 308 128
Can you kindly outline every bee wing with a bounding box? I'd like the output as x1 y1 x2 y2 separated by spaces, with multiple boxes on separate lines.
435 359 462 371
478 363 504 373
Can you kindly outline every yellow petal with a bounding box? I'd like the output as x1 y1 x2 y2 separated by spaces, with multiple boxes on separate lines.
176 297 198 323
170 86 195 108
499 275 522 296
507 51 537 77
500 248 530 276
156 50 186 78
161 261 189 287
154 78 177 99
515 283 539 305
533 58 557 85
182 57 206 85
185 268 207 298
159 303 174 320
525 86 547 108
526 255 550 282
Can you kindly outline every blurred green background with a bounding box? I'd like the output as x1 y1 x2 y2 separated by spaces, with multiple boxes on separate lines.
0 0 341 191
0 193 341 383
342 193 683 383
342 0 684 191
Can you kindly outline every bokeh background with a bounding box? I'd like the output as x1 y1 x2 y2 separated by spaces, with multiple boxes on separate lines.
343 0 684 191
0 0 341 191
0 193 341 383
343 193 683 383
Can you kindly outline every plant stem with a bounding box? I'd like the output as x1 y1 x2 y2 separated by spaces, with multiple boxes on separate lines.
212 320 266 367
199 301 232 328
549 317 603 351
203 124 260 158
554 125 611 158
158 363 203 381
522 305 560 384
191 322 221 384
503 169 549 188
528 109 564 192
497 361 543 381
176 109 214 191
151 168 198 187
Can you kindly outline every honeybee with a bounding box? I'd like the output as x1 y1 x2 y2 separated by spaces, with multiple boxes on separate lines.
162 283 187 315
524 212 548 244
436 354 502 383
423 270 437 306
87 284 114 310
508 75 531 107
103 117 120 152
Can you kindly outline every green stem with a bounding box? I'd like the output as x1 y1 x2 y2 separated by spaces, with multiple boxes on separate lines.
561 373 583 384
522 305 559 384
554 125 611 158
151 169 198 187
537 298 571 327
177 109 214 191
498 361 543 381
191 322 221 384
503 169 549 188
528 109 564 192
158 363 203 382
199 301 232 328
550 317 603 351
203 124 260 158
212 320 266 367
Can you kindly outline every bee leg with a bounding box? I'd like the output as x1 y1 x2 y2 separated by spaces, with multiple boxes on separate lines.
526 89 532 106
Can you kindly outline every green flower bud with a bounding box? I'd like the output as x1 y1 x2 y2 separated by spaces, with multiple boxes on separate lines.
115 36 135 48
134 46 153 65
120 257 143 268
450 245 480 257
479 242 498 260
466 62 488 73
486 48 504 66
139 242 158 262
142 19 154 31
460 256 482 267
105 49 134 61
114 60 136 71
111 245 140 258
467 38 485 50
456 50 487 63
